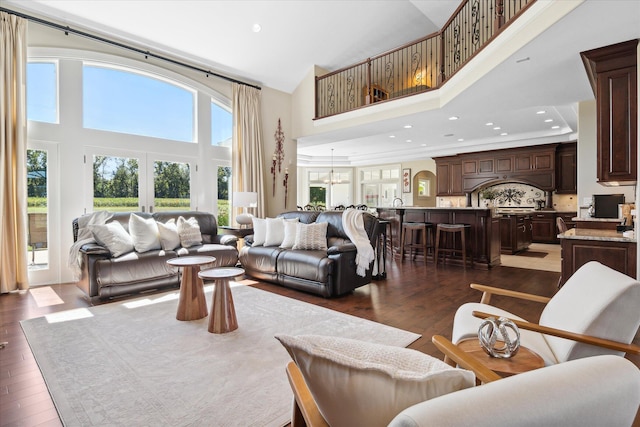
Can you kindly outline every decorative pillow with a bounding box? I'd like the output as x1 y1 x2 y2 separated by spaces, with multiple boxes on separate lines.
264 217 286 247
292 222 328 250
128 213 161 253
89 221 134 258
177 216 202 248
157 218 181 251
280 219 300 249
275 334 475 427
252 217 267 246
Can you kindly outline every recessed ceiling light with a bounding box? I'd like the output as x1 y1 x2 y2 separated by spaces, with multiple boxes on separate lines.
551 125 560 129
536 110 546 115
389 135 396 138
544 119 553 123
406 139 412 143
500 132 508 136
403 125 413 129
252 23 262 33
457 138 464 142
493 126 501 130
449 116 459 121
421 144 427 147
485 122 494 126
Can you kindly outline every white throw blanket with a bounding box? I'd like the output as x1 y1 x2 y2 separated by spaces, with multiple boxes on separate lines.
67 211 112 281
342 209 375 277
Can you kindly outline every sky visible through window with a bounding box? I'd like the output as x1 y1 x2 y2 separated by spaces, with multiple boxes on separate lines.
27 62 57 123
84 65 195 142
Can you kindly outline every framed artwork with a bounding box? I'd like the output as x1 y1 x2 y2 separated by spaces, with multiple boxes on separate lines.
402 168 411 193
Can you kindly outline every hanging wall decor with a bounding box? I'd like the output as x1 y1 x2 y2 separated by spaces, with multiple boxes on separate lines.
283 166 289 209
274 119 285 173
272 119 286 196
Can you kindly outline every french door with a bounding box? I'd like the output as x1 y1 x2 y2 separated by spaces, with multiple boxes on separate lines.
27 141 61 286
85 148 197 214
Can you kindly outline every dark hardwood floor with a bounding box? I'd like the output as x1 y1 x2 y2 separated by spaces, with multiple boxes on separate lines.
2 257 639 426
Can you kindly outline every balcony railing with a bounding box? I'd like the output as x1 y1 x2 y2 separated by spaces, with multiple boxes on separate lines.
315 0 535 119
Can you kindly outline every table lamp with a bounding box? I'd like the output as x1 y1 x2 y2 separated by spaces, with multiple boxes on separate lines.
233 191 258 228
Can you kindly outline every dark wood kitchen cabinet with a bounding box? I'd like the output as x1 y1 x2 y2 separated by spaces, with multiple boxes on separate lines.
581 39 638 185
531 212 556 243
501 214 532 254
556 142 577 194
436 160 463 196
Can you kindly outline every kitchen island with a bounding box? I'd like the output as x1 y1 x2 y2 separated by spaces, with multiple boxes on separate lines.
558 228 637 285
376 207 501 269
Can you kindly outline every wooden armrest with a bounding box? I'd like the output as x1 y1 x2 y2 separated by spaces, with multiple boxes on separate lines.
285 362 329 427
472 311 640 355
431 335 502 384
470 283 552 305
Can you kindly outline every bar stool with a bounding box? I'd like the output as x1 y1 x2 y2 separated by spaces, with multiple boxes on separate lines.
400 222 434 262
378 220 393 256
435 223 472 268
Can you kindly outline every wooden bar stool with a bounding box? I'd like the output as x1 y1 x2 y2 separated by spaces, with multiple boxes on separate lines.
400 222 433 262
378 219 393 256
435 224 472 268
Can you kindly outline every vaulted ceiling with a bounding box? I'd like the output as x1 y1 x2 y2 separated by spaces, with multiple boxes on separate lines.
4 0 640 165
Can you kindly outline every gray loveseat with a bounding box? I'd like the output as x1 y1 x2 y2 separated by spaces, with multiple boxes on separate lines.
72 211 238 301
239 210 379 297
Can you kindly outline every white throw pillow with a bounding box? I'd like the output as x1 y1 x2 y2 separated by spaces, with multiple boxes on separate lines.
128 213 161 253
177 216 202 248
264 217 286 247
89 221 134 258
292 222 328 250
275 334 475 427
157 219 181 251
252 217 267 246
280 219 300 249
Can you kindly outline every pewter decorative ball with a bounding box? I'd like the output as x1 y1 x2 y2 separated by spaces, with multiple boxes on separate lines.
478 316 521 358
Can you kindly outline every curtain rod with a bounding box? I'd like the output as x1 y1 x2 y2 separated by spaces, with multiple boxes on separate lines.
0 6 262 90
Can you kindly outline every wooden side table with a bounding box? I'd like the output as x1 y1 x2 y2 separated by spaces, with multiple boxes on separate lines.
219 226 254 238
457 338 544 377
198 267 245 334
167 256 215 321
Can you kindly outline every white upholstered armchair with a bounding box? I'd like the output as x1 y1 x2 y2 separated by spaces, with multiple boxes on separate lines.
451 261 640 366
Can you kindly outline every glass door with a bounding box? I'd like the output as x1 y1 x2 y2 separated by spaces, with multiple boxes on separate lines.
87 148 196 213
27 142 60 285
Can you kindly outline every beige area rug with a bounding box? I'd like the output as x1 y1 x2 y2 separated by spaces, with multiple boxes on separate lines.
21 284 420 427
500 243 561 272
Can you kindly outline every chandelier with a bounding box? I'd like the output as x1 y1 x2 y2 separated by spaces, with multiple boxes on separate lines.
324 148 342 185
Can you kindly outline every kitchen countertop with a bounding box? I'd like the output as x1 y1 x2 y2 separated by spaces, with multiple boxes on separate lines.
572 217 623 222
558 228 636 243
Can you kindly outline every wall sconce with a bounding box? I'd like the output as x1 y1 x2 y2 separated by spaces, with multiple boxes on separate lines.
233 191 258 228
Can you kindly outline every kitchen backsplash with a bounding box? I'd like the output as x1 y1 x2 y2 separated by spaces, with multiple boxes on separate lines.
438 183 578 211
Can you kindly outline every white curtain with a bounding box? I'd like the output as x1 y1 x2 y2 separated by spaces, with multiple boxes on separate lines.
0 12 29 293
232 83 265 218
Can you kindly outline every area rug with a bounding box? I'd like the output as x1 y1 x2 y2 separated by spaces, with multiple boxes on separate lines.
21 284 420 427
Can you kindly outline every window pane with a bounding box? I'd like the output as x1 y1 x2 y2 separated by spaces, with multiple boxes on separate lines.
27 62 57 123
212 102 232 146
217 166 231 226
154 161 191 211
83 65 194 142
309 186 327 207
93 155 139 211
27 149 48 267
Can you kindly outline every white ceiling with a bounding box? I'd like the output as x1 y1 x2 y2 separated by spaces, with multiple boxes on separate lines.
4 0 640 166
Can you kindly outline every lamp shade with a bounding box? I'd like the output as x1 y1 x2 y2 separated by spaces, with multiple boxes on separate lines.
233 192 258 227
233 192 258 208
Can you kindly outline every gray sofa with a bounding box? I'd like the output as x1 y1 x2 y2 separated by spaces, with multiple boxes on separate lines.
72 211 238 301
239 210 379 297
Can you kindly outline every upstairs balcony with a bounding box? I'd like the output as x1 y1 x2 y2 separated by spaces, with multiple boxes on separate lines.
315 0 535 119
